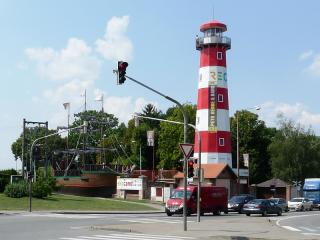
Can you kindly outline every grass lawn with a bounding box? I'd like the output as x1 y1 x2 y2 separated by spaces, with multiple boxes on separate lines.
0 193 158 211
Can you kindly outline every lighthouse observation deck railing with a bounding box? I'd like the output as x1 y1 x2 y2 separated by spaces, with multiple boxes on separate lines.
196 36 231 50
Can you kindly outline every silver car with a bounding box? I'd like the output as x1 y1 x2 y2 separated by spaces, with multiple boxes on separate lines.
270 198 289 212
288 197 313 211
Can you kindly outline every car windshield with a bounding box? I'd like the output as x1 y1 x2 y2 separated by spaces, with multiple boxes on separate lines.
229 196 247 203
171 190 192 199
247 199 264 204
270 199 279 204
304 191 320 199
290 198 303 202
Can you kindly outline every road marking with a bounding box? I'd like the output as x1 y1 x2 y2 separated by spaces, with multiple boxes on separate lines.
299 227 317 232
302 233 320 236
119 218 194 224
281 226 301 232
60 233 195 240
21 213 100 219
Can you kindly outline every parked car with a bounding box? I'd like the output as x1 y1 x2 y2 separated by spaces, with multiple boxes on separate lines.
288 197 313 211
270 198 289 212
228 194 255 213
165 185 228 216
242 199 282 216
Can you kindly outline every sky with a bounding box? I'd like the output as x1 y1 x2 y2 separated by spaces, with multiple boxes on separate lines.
1 0 320 170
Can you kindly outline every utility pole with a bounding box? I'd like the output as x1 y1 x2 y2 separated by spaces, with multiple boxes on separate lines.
22 119 49 179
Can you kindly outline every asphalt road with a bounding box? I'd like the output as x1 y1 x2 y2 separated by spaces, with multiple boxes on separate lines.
273 211 320 238
0 211 319 240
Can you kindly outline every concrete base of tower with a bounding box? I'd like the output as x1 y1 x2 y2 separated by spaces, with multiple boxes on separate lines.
194 152 232 166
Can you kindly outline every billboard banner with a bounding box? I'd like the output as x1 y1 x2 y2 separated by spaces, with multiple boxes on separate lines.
117 178 143 190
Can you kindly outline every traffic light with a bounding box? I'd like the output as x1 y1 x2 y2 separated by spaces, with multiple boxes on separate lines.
117 61 128 84
32 146 40 161
187 160 194 178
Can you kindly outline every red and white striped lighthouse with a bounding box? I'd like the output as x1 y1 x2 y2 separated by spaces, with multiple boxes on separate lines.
194 20 232 166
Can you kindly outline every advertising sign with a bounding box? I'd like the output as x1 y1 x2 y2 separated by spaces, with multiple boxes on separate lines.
208 85 217 132
147 130 154 146
117 178 143 190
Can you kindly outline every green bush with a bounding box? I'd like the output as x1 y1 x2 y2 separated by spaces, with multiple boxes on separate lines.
0 169 18 192
4 181 28 198
32 179 51 198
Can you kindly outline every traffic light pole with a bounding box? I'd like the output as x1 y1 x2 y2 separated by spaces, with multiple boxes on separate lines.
119 73 189 231
133 114 202 222
28 122 88 212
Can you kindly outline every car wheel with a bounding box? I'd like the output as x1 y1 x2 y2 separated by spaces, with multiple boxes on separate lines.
262 210 267 217
246 213 250 216
187 209 192 216
213 210 221 216
277 209 282 216
285 207 289 212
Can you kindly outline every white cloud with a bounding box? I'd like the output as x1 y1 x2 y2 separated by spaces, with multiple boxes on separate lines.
95 16 133 61
25 38 101 82
24 16 139 127
299 50 313 61
306 54 320 76
259 101 320 134
104 95 156 123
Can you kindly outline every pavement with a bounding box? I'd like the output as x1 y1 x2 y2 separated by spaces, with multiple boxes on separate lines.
1 202 319 240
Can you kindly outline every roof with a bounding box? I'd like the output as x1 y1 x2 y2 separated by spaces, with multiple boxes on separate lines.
200 20 227 32
174 163 237 179
256 178 290 188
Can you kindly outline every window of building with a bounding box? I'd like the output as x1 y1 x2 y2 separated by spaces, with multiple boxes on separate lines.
218 94 224 102
219 138 225 146
217 52 223 60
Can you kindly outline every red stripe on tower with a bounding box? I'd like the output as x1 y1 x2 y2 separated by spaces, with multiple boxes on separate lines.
195 20 232 167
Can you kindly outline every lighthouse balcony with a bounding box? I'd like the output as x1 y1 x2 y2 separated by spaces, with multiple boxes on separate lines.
196 36 231 50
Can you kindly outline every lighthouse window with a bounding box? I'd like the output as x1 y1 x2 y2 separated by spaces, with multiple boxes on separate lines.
218 94 224 102
217 52 223 60
219 138 225 146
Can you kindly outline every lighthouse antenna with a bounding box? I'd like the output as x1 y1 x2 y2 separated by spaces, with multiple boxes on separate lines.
212 4 215 20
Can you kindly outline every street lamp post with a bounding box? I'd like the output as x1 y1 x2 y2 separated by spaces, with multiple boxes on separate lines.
236 106 260 195
132 140 142 176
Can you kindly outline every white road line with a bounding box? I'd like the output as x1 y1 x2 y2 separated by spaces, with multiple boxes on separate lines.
281 226 301 232
59 233 194 240
299 227 317 232
302 233 320 236
22 213 100 219
119 218 194 224
119 219 156 224
60 238 85 240
102 233 195 239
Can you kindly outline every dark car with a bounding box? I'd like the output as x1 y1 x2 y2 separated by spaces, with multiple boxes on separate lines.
228 194 255 213
242 199 282 216
270 198 289 212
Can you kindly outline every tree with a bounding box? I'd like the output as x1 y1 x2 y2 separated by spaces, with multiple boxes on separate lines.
269 118 320 182
230 110 276 184
158 104 196 169
11 126 65 171
68 110 119 166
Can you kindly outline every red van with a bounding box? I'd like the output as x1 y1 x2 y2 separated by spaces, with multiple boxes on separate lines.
165 185 228 216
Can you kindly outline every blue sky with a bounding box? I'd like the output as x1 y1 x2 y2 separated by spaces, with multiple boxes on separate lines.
1 0 320 169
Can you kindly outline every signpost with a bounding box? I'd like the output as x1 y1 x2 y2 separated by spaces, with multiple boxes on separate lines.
179 143 194 159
